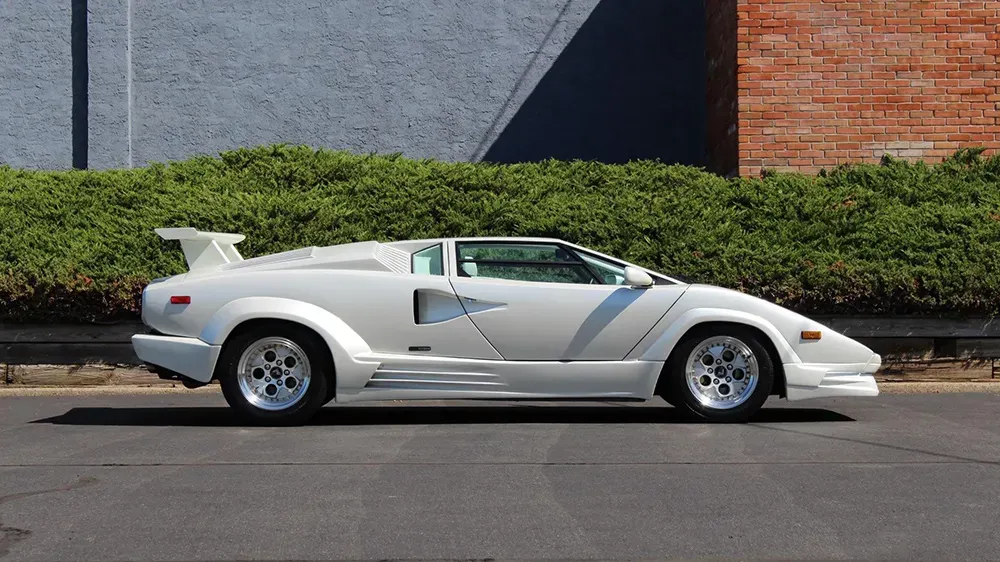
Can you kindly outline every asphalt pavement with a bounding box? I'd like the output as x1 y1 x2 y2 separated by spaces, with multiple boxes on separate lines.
0 392 998 561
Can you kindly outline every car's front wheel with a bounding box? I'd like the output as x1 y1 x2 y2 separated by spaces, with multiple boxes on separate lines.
661 325 774 422
217 324 330 425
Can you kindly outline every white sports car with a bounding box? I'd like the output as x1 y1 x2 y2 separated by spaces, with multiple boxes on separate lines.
133 228 880 425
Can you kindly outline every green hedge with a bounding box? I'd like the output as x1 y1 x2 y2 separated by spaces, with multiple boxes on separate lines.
2 145 999 323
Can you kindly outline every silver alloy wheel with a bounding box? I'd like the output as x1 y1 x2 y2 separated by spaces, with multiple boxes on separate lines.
237 337 311 411
685 335 759 410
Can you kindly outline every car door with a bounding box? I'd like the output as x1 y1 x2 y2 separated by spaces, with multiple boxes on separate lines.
448 241 686 360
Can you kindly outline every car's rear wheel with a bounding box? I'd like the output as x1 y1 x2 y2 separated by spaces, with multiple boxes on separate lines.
661 325 774 422
217 324 330 425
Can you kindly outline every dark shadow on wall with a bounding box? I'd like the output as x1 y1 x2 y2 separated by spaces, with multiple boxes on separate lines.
482 0 707 166
71 0 89 169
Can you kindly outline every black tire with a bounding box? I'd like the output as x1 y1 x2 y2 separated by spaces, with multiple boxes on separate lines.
217 323 331 426
660 324 775 423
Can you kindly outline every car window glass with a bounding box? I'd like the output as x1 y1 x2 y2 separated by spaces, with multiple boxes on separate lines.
579 252 627 285
456 242 597 284
456 243 575 263
412 244 443 275
463 263 594 284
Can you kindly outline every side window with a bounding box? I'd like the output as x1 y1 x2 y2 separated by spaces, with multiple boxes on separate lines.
457 243 577 262
412 244 443 275
456 242 597 284
578 252 627 285
578 251 671 285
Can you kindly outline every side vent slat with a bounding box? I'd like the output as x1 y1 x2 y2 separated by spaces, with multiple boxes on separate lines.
373 243 410 274
365 368 507 390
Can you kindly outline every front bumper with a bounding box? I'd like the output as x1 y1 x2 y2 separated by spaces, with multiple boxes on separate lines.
131 334 221 383
783 353 881 401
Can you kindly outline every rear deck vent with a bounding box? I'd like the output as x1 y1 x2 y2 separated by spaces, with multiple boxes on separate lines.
221 247 316 269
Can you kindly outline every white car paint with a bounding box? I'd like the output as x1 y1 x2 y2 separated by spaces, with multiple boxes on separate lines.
130 334 221 382
449 276 686 360
132 228 880 404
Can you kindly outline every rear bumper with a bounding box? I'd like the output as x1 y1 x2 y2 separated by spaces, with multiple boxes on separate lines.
783 353 881 401
131 334 221 383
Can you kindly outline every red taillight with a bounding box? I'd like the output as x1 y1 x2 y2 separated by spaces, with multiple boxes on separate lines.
170 296 191 304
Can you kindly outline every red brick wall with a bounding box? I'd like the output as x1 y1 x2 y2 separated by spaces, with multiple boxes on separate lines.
728 0 1000 176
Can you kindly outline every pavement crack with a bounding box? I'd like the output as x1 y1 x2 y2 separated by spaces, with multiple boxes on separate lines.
747 424 1000 467
0 476 98 507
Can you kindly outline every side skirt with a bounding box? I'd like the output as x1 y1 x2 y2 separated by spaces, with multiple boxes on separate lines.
336 353 663 403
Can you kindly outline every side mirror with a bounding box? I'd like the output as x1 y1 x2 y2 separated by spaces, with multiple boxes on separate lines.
624 266 653 288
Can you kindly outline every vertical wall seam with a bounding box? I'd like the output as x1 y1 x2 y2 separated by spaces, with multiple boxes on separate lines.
126 0 133 168
71 0 89 169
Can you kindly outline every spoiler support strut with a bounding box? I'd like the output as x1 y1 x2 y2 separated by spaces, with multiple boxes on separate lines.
155 227 245 271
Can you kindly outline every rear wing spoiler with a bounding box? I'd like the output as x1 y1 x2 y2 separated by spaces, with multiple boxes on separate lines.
155 227 245 270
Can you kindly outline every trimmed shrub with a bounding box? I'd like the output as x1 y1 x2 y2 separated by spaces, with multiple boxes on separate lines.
1 145 999 322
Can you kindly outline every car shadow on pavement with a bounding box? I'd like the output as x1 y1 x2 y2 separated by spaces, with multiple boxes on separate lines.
33 405 855 427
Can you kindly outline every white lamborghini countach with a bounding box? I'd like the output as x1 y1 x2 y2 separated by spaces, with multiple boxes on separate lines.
132 228 880 424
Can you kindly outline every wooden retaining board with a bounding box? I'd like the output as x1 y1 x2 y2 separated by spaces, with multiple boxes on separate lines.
814 316 1000 338
0 323 143 365
1 343 140 365
876 359 997 382
0 322 144 343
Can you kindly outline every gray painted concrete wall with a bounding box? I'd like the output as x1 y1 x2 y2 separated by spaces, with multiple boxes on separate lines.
88 0 129 169
0 2 73 169
1 0 706 170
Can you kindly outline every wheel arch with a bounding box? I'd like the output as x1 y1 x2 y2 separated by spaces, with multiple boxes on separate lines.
652 321 786 398
217 318 335 379
639 308 798 398
200 297 378 393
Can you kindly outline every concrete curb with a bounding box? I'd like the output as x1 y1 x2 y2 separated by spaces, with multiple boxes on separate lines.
875 381 1000 394
0 385 221 396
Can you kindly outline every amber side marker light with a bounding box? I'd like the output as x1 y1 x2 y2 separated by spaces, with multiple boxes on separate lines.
170 296 191 304
801 330 822 340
